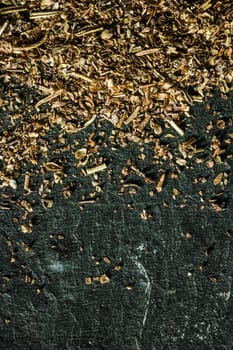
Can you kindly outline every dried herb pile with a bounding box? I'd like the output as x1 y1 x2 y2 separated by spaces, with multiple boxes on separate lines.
0 0 233 221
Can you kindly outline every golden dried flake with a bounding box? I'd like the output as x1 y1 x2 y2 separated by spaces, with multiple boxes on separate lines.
114 265 122 271
121 166 130 176
176 158 187 167
210 203 225 212
100 29 113 40
9 179 17 190
213 172 228 186
7 240 12 247
5 319 11 325
213 173 223 186
138 151 146 161
93 276 100 282
150 120 163 136
200 0 212 11
198 264 205 271
140 209 151 221
216 119 225 129
185 233 193 239
137 114 151 133
209 276 217 283
156 173 166 193
20 223 33 234
225 138 232 145
74 148 87 160
103 257 111 264
45 162 63 172
95 185 102 192
172 188 180 200
11 251 17 262
85 277 92 285
22 211 28 220
24 274 31 283
40 0 57 9
57 234 65 240
211 135 224 158
20 200 33 212
54 172 64 184
100 274 110 284
207 122 213 132
124 106 140 125
63 188 72 199
41 199 54 209
206 160 214 168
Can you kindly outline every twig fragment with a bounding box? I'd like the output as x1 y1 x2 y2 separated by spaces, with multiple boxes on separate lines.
68 72 94 83
164 113 184 136
12 33 48 54
124 106 140 125
75 27 104 37
131 166 153 184
0 6 27 15
156 173 166 192
85 164 107 175
135 48 161 56
35 90 62 109
30 11 59 19
0 21 9 37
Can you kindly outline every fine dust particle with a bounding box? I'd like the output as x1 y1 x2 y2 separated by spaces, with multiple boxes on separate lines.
93 276 100 281
185 232 193 239
209 276 217 283
126 285 133 290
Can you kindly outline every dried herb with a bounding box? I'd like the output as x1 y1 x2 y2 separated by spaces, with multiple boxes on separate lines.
0 0 232 217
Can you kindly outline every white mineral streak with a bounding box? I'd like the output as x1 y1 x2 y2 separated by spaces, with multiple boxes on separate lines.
134 259 152 327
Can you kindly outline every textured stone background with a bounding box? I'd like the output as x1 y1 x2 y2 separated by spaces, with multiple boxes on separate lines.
1 90 233 349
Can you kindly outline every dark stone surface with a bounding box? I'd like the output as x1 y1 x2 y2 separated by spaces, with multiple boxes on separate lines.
1 89 233 349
